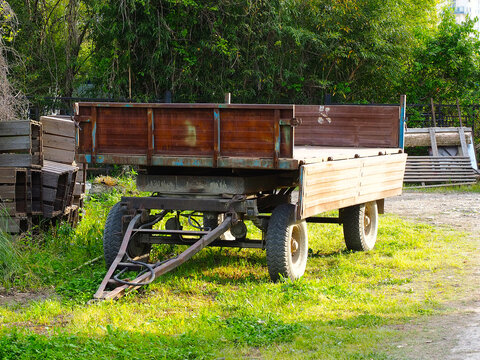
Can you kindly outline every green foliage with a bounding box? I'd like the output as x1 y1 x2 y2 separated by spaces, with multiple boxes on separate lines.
221 315 301 346
8 0 480 106
0 225 23 287
7 0 92 97
87 0 438 103
403 9 480 103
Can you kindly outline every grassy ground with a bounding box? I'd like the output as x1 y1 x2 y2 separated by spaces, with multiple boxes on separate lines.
0 176 477 359
405 181 480 193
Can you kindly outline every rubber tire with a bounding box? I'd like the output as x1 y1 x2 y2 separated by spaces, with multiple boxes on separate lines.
342 201 378 251
266 204 308 282
103 202 151 269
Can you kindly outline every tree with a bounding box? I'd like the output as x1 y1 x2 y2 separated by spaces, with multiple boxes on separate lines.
403 9 480 104
7 0 92 97
0 0 26 121
87 0 438 104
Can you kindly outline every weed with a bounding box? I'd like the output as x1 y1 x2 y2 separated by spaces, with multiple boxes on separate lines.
221 315 301 346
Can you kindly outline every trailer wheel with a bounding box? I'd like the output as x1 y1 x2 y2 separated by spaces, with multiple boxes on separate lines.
342 201 378 251
266 204 308 282
103 202 151 268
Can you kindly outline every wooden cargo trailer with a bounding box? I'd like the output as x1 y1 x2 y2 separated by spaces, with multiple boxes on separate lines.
75 99 407 300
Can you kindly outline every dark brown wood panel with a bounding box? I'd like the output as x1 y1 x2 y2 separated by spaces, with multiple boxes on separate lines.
96 107 148 154
295 105 400 148
220 109 275 158
153 108 213 156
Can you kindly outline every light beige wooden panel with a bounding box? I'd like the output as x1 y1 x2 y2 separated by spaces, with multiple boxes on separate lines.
298 153 407 219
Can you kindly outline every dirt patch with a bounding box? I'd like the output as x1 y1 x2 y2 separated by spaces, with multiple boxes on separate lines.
386 191 480 232
385 191 480 360
0 289 54 307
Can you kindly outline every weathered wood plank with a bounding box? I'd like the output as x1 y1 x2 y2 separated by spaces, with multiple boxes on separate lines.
43 147 75 164
0 121 31 136
0 185 15 199
0 136 30 152
0 202 16 215
73 182 83 196
298 153 407 219
404 155 476 184
0 154 37 167
458 127 468 156
43 133 76 151
428 128 439 156
0 216 28 233
41 116 76 138
42 187 57 203
0 168 16 184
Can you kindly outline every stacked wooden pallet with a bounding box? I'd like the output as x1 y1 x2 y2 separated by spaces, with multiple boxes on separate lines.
40 116 83 221
404 156 478 186
0 168 29 233
0 120 43 168
0 116 87 233
0 121 43 232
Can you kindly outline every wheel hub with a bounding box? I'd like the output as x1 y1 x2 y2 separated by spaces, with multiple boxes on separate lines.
364 208 372 234
291 238 299 254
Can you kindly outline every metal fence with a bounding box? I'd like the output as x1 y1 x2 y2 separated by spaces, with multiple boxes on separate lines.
406 103 479 131
27 94 172 121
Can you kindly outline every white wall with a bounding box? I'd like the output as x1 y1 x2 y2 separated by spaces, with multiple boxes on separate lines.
450 0 480 31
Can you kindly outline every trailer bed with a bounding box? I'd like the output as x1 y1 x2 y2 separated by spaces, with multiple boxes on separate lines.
74 101 407 220
74 102 404 170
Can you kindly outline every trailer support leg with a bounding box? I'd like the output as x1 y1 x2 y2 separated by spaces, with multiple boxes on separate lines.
94 214 233 300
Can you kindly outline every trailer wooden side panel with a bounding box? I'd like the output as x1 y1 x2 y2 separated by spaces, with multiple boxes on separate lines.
298 153 407 219
75 103 294 168
295 105 400 148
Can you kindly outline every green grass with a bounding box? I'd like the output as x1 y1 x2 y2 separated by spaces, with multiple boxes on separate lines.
0 176 477 359
404 181 480 193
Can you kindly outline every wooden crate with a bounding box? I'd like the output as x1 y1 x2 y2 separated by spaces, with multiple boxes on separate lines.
63 204 80 227
0 121 43 168
40 116 76 165
27 169 43 215
73 162 87 207
42 161 78 218
0 168 28 216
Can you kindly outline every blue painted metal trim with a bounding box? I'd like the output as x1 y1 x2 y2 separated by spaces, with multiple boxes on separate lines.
213 109 221 152
76 153 299 170
399 97 406 149
92 122 97 154
151 110 155 149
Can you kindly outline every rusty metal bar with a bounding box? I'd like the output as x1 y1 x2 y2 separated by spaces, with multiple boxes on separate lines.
147 108 154 165
135 228 209 236
96 215 233 300
142 236 264 249
123 196 249 213
273 109 280 168
76 102 294 110
91 106 97 164
93 212 142 299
